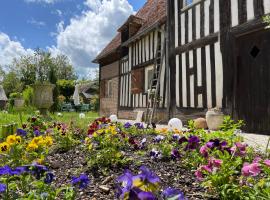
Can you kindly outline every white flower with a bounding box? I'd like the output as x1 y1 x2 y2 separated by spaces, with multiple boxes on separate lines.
57 112 63 117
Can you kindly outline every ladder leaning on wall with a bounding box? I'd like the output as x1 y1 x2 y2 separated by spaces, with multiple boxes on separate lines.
145 29 166 128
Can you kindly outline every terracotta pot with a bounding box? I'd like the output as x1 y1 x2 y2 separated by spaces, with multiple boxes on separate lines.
32 83 55 115
14 99 25 108
206 109 224 131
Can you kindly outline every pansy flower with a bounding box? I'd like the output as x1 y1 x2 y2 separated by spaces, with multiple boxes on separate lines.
17 128 27 137
171 149 180 159
133 166 160 186
44 172 54 184
116 170 133 199
71 174 90 189
150 149 162 160
134 123 144 129
178 137 188 145
184 136 200 151
0 183 6 193
172 134 181 141
124 122 132 129
154 135 165 143
162 187 185 200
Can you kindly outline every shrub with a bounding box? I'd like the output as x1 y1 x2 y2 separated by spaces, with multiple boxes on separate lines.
57 80 75 100
22 86 34 106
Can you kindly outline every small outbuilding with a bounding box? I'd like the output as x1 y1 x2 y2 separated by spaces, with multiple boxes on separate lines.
0 85 8 109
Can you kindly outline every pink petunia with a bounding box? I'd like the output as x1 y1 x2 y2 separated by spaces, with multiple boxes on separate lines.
201 165 212 173
264 160 270 167
253 157 262 163
199 145 208 157
195 170 203 181
212 159 223 168
241 162 261 177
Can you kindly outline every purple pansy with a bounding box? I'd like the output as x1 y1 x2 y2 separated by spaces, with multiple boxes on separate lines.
162 187 185 200
172 134 181 141
71 174 90 189
44 172 54 184
178 137 188 145
134 123 144 129
124 122 132 129
0 183 6 193
34 129 41 137
17 129 27 137
116 170 133 199
154 135 165 143
24 164 48 179
150 149 162 159
171 149 180 159
137 191 157 200
185 136 200 150
136 166 160 185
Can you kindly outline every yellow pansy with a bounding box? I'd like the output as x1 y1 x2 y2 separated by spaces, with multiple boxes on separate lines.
173 128 182 134
6 135 17 145
15 136 22 144
0 142 10 153
32 136 43 144
96 129 103 134
36 158 44 164
27 142 39 151
43 136 53 146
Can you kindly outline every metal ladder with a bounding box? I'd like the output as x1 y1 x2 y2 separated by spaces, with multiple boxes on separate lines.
145 29 166 127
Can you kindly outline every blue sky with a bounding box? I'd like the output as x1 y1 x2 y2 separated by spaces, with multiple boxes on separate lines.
0 0 146 77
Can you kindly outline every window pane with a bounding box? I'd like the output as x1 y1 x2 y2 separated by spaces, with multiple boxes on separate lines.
186 0 193 6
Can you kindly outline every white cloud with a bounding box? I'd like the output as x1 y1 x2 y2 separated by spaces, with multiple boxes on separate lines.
24 0 59 4
0 32 34 68
49 0 134 77
27 18 46 27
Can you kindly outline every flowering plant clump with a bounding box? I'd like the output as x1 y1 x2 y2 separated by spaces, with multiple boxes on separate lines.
0 163 77 199
85 123 131 171
0 133 51 167
115 166 185 200
87 117 111 135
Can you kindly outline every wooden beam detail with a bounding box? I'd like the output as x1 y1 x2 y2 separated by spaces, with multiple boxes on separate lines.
175 33 218 54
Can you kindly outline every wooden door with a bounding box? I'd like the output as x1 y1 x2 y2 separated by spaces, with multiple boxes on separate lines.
235 29 270 134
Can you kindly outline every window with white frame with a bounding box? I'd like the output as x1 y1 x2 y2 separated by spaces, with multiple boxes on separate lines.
106 80 113 98
145 65 154 93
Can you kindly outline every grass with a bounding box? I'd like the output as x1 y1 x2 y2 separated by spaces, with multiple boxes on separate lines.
0 110 99 131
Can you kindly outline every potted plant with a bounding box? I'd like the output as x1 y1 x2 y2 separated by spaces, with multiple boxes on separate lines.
206 108 225 131
9 92 25 108
31 50 55 116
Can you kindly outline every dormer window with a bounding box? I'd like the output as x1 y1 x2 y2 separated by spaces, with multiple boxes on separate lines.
118 15 144 43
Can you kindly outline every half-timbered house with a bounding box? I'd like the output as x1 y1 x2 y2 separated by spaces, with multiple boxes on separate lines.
94 0 270 133
94 0 167 120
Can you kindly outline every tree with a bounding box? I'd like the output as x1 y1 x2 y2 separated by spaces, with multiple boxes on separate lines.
12 49 77 87
53 55 77 80
0 66 5 83
2 71 23 96
57 79 75 100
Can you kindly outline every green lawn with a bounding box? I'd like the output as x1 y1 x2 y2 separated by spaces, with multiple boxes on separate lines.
0 111 99 130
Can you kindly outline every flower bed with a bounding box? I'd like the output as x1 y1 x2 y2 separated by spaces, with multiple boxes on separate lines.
0 115 269 199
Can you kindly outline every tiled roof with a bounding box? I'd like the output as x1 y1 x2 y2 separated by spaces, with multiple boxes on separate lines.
94 0 166 62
